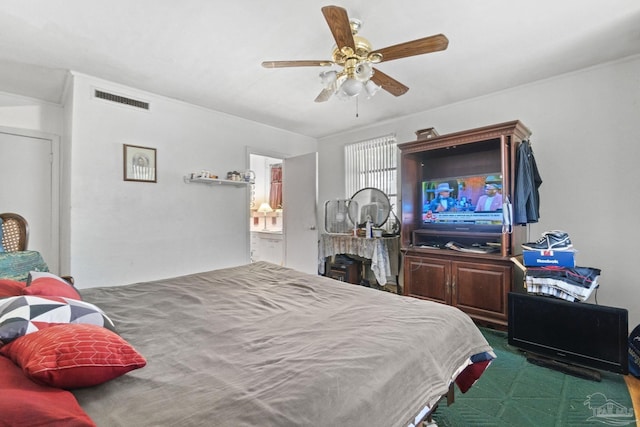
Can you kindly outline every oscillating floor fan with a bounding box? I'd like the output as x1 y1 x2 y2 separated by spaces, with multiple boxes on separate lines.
324 187 396 234
347 187 390 228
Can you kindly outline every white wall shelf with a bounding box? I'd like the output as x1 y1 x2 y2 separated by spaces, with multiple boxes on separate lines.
183 176 252 187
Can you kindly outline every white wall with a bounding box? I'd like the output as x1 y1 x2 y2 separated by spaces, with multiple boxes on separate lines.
0 90 64 134
65 73 315 287
318 55 640 328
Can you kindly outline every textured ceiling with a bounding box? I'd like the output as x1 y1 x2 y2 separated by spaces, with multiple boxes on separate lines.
1 0 639 138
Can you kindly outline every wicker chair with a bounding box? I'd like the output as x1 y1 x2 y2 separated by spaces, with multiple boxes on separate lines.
0 212 29 252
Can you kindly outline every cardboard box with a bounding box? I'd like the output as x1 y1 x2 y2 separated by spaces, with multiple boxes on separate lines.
522 249 576 268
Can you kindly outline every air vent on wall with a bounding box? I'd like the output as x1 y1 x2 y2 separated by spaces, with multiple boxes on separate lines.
94 89 150 110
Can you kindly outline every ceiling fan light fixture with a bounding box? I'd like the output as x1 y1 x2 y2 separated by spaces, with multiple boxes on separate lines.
364 80 381 98
349 18 362 34
319 70 338 87
354 61 374 81
339 78 364 97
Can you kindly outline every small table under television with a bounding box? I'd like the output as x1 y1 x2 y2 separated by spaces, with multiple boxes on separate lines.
318 234 400 292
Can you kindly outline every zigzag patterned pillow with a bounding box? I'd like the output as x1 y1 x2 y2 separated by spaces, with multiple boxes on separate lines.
0 295 115 345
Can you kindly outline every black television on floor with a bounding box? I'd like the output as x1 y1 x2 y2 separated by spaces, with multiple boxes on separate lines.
508 292 628 379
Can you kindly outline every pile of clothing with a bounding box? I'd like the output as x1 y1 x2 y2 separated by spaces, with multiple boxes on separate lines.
520 230 600 302
524 265 600 302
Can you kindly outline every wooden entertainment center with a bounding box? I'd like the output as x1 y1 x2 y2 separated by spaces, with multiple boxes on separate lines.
399 121 531 328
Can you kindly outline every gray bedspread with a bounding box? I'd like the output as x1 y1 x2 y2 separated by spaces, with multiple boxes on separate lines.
73 262 492 427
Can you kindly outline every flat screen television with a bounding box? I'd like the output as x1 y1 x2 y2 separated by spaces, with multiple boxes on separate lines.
508 293 628 378
421 172 504 232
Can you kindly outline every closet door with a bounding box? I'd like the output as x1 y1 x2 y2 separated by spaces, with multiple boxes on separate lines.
0 129 59 272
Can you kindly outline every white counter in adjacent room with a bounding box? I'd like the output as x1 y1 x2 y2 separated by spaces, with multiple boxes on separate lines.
251 231 284 266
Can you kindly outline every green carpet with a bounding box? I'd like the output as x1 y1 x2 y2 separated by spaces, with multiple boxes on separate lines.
432 328 636 426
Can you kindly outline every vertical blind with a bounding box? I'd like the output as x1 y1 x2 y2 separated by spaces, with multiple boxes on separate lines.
344 134 398 229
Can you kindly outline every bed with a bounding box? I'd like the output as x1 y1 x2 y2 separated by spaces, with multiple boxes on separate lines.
59 262 493 426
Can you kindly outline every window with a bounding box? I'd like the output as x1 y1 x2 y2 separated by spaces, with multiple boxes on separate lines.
344 134 398 231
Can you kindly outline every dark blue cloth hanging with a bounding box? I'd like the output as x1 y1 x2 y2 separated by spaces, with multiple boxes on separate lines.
514 140 542 224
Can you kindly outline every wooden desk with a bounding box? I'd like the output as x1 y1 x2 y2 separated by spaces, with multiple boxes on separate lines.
318 234 400 285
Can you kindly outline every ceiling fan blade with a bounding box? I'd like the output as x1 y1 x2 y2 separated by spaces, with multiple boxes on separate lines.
321 5 355 51
314 87 334 103
371 68 409 97
372 34 449 63
262 60 333 68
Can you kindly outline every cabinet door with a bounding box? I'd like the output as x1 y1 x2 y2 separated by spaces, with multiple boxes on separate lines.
452 261 511 324
404 255 450 304
250 232 260 262
258 235 284 265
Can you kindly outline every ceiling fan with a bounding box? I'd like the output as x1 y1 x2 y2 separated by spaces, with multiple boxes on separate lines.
261 5 449 103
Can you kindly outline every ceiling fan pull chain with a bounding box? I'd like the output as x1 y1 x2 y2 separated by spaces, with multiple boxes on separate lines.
356 97 359 118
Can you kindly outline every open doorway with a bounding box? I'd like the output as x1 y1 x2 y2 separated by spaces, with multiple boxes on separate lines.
248 150 284 264
247 149 319 273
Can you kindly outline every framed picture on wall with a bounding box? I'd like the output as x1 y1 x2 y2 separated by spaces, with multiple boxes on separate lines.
123 144 157 182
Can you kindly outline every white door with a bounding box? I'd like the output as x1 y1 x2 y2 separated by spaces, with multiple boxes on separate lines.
0 129 59 272
283 152 318 274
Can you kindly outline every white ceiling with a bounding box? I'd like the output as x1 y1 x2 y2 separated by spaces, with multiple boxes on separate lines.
1 0 639 139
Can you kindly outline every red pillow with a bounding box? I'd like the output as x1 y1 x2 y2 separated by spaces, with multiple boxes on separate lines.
23 276 82 299
0 355 96 426
0 279 26 297
1 324 147 389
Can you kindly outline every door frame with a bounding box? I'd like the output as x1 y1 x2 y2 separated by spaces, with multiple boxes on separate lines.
0 125 61 273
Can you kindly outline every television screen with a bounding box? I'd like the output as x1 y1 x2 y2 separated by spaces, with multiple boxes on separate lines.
421 173 504 228
508 293 629 375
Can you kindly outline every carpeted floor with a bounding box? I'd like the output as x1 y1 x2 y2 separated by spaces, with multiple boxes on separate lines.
432 328 636 426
